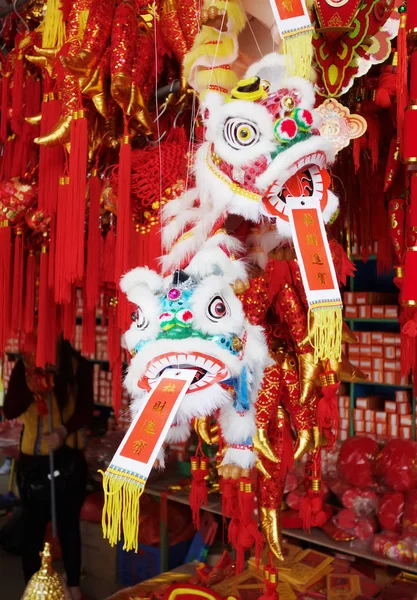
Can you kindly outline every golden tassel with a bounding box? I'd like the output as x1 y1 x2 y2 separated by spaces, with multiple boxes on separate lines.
308 306 342 363
101 470 145 552
282 31 314 80
42 0 65 50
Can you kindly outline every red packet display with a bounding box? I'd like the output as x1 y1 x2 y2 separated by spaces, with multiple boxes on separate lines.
101 369 196 551
327 574 362 600
288 198 343 362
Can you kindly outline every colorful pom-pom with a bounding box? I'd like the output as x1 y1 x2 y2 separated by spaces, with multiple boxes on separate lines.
274 118 298 143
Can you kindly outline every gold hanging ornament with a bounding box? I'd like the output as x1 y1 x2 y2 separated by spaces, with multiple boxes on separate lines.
21 543 70 600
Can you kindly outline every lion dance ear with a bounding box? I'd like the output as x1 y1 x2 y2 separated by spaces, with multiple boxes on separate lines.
120 267 164 303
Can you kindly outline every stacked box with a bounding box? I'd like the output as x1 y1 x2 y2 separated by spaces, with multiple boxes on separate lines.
347 331 408 385
343 292 399 320
353 391 412 440
338 395 350 441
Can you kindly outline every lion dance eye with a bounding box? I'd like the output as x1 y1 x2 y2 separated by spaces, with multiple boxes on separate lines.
132 307 148 330
207 296 228 321
223 117 260 150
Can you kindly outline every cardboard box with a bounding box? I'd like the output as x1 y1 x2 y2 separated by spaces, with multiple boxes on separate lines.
356 293 368 305
356 398 368 410
384 360 396 372
385 372 396 384
365 409 376 422
344 292 355 305
376 423 387 436
360 346 372 357
372 357 383 369
385 306 399 319
354 421 365 433
388 414 398 426
359 332 371 345
383 333 397 345
398 402 411 415
359 358 372 370
345 306 358 319
385 401 396 414
384 346 396 359
396 347 401 359
371 332 384 344
400 415 412 426
388 424 398 438
376 411 387 424
339 408 349 420
349 344 360 356
365 422 376 434
340 418 350 431
371 306 385 318
353 409 364 420
338 430 348 441
371 346 383 358
358 305 371 319
339 395 350 408
400 426 412 440
396 391 410 403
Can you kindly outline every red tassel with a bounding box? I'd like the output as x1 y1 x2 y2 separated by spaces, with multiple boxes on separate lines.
102 227 116 284
189 456 209 529
36 245 49 368
234 478 264 573
299 453 328 532
397 11 408 144
23 250 36 334
375 71 396 108
11 54 24 135
353 137 360 173
115 134 133 331
68 108 88 283
317 371 340 442
85 171 102 309
259 566 279 600
37 94 64 214
1 74 10 142
55 177 72 304
82 301 96 356
48 216 56 291
11 227 24 334
0 221 12 351
62 287 77 345
221 477 238 518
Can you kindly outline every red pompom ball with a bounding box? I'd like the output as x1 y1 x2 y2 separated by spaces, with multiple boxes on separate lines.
374 440 417 492
338 436 379 488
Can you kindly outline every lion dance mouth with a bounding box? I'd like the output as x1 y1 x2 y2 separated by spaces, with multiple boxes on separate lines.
138 351 230 392
262 152 330 221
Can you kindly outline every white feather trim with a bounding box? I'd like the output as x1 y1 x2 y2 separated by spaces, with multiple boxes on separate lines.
165 421 191 443
222 447 256 469
256 136 336 192
219 403 256 444
186 246 247 284
120 267 164 296
175 384 231 424
154 448 166 470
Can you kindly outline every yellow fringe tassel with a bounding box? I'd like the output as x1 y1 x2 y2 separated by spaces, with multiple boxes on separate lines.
77 10 89 42
42 0 65 49
308 307 343 364
100 470 144 552
283 32 314 81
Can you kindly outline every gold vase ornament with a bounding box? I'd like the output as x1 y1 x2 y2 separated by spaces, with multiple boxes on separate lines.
21 543 70 600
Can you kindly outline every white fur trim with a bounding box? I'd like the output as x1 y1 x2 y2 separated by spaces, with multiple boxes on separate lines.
165 421 191 443
256 136 336 192
245 54 316 109
222 447 256 469
155 448 166 470
186 246 247 285
128 389 148 419
120 267 164 296
175 383 231 424
219 403 256 444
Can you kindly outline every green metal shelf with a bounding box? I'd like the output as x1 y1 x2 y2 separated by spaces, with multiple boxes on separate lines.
342 380 412 389
345 317 399 323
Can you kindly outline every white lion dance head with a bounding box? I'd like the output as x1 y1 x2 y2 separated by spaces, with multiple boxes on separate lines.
162 53 339 273
122 249 270 469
